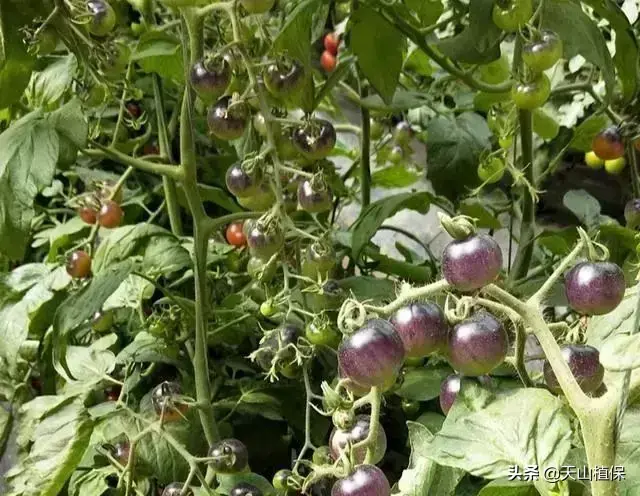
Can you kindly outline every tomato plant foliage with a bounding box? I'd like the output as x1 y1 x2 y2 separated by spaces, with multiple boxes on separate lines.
3 1 640 496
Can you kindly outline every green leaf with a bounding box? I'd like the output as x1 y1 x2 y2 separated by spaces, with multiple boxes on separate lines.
351 192 433 259
437 0 502 64
458 199 501 230
617 406 640 495
429 387 572 481
478 56 511 84
116 331 184 366
538 229 579 256
568 114 609 152
562 189 601 229
196 184 243 213
426 113 492 201
0 263 51 295
314 55 356 109
582 0 639 103
132 30 184 83
271 0 317 112
477 479 539 496
48 98 89 150
32 217 89 262
360 89 433 111
142 235 191 276
405 0 443 25
68 467 117 496
0 111 59 260
396 422 464 496
542 0 616 100
532 109 560 140
337 276 396 302
587 285 637 348
6 397 93 496
396 367 452 401
103 274 154 310
372 165 421 188
405 46 434 78
351 5 405 104
26 54 77 107
0 404 11 458
217 473 275 496
56 336 117 392
599 333 640 371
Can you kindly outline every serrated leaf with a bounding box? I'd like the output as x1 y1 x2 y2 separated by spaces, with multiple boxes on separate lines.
458 199 501 230
142 236 191 276
372 165 420 188
351 192 433 259
405 0 443 25
562 189 601 228
337 276 396 302
396 367 453 401
132 31 183 83
26 54 77 107
48 98 88 150
56 336 117 391
116 331 184 366
587 285 638 349
351 5 405 104
617 406 640 495
600 334 640 371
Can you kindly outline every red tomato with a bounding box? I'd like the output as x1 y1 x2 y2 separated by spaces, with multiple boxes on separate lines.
324 33 339 56
321 51 337 73
226 222 247 247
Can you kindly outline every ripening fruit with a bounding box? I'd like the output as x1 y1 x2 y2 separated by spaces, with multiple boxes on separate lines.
245 221 284 260
331 465 391 496
442 234 502 291
86 0 117 37
78 206 98 225
543 344 604 394
584 151 604 169
389 302 449 358
522 30 563 72
208 438 249 474
448 312 509 376
329 415 387 465
592 127 625 160
324 33 339 56
151 381 188 422
162 483 193 496
338 319 405 389
97 200 123 228
564 261 625 315
604 157 627 175
66 250 92 278
439 374 461 415
226 222 247 247
230 482 263 496
624 199 640 228
320 50 337 72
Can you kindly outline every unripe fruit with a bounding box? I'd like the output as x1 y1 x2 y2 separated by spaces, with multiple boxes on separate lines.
624 198 640 228
448 312 508 376
604 157 626 175
66 250 92 278
564 261 625 315
97 200 123 228
329 415 387 465
543 344 604 394
584 151 604 169
389 302 448 358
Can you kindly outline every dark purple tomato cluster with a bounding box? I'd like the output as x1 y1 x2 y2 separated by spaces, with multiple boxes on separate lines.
442 233 502 291
543 344 604 395
331 465 390 496
292 119 336 160
190 54 231 102
297 177 333 214
564 261 625 315
208 438 249 473
329 415 387 465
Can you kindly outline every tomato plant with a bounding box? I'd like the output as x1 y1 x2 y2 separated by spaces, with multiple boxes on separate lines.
3 1 640 496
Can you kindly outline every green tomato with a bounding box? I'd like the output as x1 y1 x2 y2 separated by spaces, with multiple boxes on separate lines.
236 186 276 211
92 310 114 333
492 0 533 32
247 256 277 283
401 399 421 418
240 0 275 14
388 145 405 165
498 136 513 149
370 119 384 140
478 157 506 184
260 300 277 317
87 1 117 37
511 74 550 110
301 241 336 279
102 43 130 80
304 320 341 348
523 30 563 72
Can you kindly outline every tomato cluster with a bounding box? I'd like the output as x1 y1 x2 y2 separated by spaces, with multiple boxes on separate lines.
585 126 629 175
321 32 339 72
76 181 125 229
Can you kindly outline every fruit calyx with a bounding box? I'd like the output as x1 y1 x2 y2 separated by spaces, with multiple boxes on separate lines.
438 213 476 240
577 227 610 262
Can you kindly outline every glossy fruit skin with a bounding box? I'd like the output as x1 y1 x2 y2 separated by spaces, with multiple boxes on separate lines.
605 157 627 175
240 0 275 14
87 1 117 37
543 344 604 394
477 157 505 184
226 222 247 247
393 121 412 145
329 415 387 465
624 199 640 228
592 127 625 160
92 310 113 332
442 234 502 291
305 320 341 348
79 207 98 225
439 374 461 415
151 381 188 422
66 250 92 278
388 145 404 165
492 0 533 32
247 256 277 283
338 319 405 388
97 200 123 228
292 120 336 160
564 261 625 315
237 185 275 212
585 151 605 169
273 470 293 491
321 51 337 72
208 97 249 141
389 302 448 358
208 438 249 474
253 113 268 136
370 120 384 140
231 483 263 496
511 74 550 110
245 222 284 260
331 465 391 496
226 163 262 198
263 59 305 100
448 312 509 376
190 56 231 101
297 179 333 213
162 483 193 496
401 399 421 419
324 33 339 55
522 31 563 72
